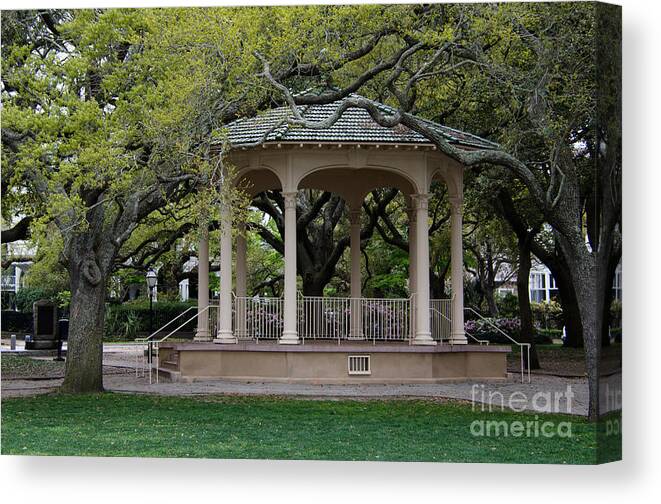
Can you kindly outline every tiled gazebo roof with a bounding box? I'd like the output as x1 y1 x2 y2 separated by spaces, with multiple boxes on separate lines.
224 93 499 151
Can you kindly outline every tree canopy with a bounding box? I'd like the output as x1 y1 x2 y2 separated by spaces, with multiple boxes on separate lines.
1 4 620 420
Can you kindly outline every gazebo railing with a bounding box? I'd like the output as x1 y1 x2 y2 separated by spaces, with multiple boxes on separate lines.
224 294 451 343
360 297 413 342
297 294 415 343
232 295 284 341
430 298 452 342
297 295 351 342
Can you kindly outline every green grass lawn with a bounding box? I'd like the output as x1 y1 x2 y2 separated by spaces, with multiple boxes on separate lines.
1 393 619 464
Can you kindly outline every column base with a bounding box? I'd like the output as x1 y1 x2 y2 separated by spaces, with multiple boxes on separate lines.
348 329 364 340
279 331 300 345
449 332 468 345
214 331 237 344
194 330 212 342
412 332 437 346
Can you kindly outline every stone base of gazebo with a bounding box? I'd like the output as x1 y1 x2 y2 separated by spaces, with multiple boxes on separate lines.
157 342 509 383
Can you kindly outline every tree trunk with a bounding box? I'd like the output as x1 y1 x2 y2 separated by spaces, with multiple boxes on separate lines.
517 237 540 369
572 260 601 421
430 271 447 299
601 281 614 348
61 254 107 393
601 252 620 347
302 276 325 297
484 286 499 317
553 266 584 348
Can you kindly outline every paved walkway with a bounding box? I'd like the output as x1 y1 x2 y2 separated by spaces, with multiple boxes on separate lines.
106 373 589 415
1 342 617 417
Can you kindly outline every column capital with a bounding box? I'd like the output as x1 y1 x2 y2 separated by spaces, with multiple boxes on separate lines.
449 196 463 215
411 193 430 211
283 191 297 209
406 207 416 221
348 209 361 226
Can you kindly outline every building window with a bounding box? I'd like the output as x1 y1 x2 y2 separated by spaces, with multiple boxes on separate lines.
530 272 546 302
613 268 622 301
529 271 558 303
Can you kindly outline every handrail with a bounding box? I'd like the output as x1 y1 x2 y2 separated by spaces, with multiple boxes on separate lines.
430 307 489 346
152 304 215 345
136 306 197 343
136 304 216 384
465 306 531 383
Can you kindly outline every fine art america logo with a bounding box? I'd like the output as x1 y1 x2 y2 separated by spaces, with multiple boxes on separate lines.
469 384 575 438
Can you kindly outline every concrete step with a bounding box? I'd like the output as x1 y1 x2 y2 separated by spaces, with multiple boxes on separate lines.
155 366 180 383
161 360 179 370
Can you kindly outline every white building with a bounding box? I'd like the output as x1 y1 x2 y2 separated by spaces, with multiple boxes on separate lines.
497 258 622 303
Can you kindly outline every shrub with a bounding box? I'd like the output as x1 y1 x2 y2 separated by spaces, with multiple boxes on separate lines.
464 317 521 344
1 310 33 333
531 300 564 330
496 293 519 319
610 327 622 343
465 317 560 345
104 300 197 340
14 287 54 313
535 328 562 344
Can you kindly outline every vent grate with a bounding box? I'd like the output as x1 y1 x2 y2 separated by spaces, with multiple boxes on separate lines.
348 355 371 375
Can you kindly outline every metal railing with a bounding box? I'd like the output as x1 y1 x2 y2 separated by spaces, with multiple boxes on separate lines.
361 297 413 343
297 295 350 342
134 304 217 384
430 298 452 342
296 294 414 344
1 277 17 292
233 295 283 341
465 307 531 383
429 306 489 346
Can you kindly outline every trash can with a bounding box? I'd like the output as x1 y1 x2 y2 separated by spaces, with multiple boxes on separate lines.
55 318 69 361
58 319 69 341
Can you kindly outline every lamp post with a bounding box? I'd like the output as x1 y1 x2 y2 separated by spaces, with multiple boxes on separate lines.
146 269 157 334
146 269 157 367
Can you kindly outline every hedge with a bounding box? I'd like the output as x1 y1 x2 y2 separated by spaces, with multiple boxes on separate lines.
464 317 560 345
1 310 33 333
14 287 55 313
464 318 521 344
104 301 197 341
535 328 562 344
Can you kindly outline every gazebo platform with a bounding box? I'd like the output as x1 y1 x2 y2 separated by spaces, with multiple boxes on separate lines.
157 341 510 384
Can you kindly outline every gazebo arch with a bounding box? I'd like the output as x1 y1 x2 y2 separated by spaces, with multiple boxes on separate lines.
236 165 283 197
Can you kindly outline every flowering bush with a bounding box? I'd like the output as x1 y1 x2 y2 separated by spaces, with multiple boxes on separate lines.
464 317 521 344
531 300 564 329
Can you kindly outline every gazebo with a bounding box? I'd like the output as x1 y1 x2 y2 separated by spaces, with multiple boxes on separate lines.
157 94 510 383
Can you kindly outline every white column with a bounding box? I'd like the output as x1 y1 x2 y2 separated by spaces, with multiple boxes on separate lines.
15 266 22 293
450 197 467 344
412 194 436 345
407 207 417 296
280 191 299 344
194 227 211 341
235 222 247 338
214 201 235 343
349 209 363 339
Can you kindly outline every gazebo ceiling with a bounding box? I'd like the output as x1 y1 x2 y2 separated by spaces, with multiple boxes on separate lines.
223 92 499 151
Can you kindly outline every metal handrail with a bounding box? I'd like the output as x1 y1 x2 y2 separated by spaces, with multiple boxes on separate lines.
152 304 215 345
464 306 531 383
136 304 217 384
136 306 197 343
430 307 489 346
